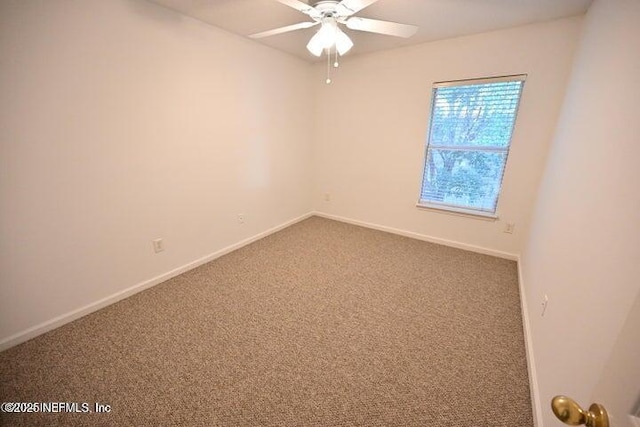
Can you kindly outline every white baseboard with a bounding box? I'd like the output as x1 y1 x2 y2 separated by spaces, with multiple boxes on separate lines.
0 212 314 352
517 257 543 427
313 211 519 260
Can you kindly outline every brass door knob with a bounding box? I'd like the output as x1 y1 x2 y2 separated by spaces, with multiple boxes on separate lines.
551 395 609 427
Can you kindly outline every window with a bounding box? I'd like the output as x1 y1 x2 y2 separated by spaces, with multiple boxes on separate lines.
418 75 526 217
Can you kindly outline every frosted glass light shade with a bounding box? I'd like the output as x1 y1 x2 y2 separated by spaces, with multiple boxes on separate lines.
307 20 345 56
307 30 325 56
335 29 353 55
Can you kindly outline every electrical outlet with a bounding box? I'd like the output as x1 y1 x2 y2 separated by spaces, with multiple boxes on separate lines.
324 192 331 202
153 238 164 253
238 213 245 224
504 222 515 234
541 294 549 317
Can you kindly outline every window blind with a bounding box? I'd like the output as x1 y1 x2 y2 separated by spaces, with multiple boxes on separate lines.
419 75 525 215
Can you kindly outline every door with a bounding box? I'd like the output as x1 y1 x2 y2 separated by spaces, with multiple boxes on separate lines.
551 291 640 427
590 291 640 426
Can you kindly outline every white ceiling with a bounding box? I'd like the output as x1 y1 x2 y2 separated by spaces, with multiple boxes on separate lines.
145 0 592 62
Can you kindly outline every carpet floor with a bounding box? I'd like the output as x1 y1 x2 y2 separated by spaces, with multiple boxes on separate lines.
0 217 533 426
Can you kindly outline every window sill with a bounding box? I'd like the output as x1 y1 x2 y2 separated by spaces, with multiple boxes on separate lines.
416 202 498 221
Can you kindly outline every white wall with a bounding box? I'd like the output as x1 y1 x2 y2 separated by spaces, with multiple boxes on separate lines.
521 0 640 425
312 17 583 257
0 0 313 346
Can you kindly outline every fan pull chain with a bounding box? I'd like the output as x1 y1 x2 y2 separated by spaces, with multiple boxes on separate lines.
326 46 332 84
334 48 339 68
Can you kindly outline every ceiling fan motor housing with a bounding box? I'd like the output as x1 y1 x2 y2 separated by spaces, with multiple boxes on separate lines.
311 1 341 17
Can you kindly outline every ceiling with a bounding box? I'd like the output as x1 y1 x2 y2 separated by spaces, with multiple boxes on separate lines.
145 0 592 62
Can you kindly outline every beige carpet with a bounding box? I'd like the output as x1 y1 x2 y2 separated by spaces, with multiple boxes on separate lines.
0 217 533 426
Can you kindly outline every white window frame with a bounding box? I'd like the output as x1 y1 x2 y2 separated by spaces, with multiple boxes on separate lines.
417 74 526 219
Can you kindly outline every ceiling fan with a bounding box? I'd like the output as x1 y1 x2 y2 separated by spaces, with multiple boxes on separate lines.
249 0 418 59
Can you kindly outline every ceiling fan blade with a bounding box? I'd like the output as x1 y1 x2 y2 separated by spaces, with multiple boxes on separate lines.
335 0 379 17
345 17 418 38
277 0 321 18
250 21 318 39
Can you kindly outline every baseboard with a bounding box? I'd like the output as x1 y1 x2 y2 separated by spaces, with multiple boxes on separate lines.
517 257 543 427
313 211 519 260
0 212 314 352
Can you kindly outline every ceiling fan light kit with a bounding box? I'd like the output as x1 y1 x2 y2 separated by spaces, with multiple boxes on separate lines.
306 18 353 57
249 0 418 83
